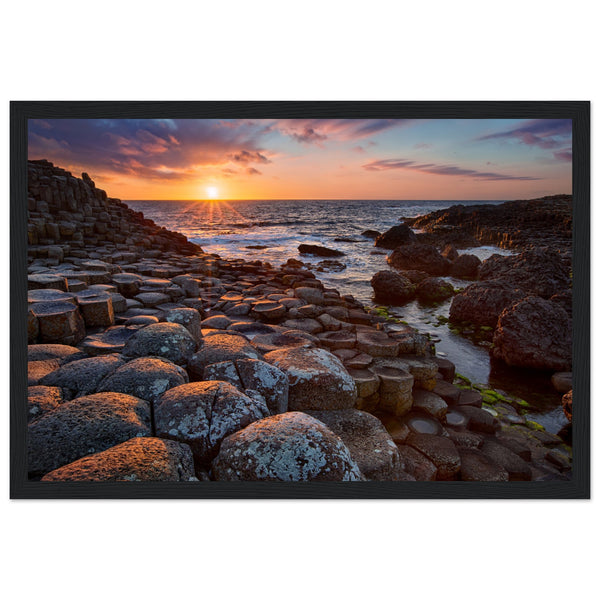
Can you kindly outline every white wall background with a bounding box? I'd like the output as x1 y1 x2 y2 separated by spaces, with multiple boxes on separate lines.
1 2 596 598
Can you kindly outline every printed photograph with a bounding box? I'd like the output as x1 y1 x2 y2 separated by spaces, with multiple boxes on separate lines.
25 116 574 483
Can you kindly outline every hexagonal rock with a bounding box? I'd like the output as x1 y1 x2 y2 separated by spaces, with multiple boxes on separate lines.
412 389 448 420
122 322 198 365
212 412 363 481
307 409 402 480
317 330 357 350
480 439 532 481
281 318 323 335
98 357 189 404
134 291 171 308
77 293 115 327
356 329 400 357
251 332 315 354
27 392 151 476
155 381 269 467
458 448 509 482
111 273 142 297
28 359 61 385
201 315 232 330
166 307 202 343
28 309 39 343
228 322 276 338
28 343 83 362
406 432 461 480
81 326 139 356
381 355 438 390
347 368 380 399
40 355 125 400
28 273 68 291
551 372 572 394
30 301 86 345
41 437 197 482
187 334 261 380
28 385 63 422
370 365 414 416
294 287 325 305
28 289 77 305
235 358 289 414
251 301 287 321
455 405 499 434
264 347 357 411
395 444 438 481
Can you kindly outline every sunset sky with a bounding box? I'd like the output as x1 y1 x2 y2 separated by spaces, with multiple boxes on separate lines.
28 118 572 201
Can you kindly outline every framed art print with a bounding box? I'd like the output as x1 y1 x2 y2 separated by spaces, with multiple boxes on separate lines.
10 101 590 499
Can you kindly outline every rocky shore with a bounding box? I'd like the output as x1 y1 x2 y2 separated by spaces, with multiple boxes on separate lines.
26 161 572 482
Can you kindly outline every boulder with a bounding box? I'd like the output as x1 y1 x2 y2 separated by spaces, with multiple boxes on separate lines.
28 359 61 385
370 270 416 304
449 281 527 327
28 385 63 422
441 244 459 261
374 224 417 249
41 437 197 482
122 322 198 365
415 277 454 303
27 391 151 476
450 253 481 279
235 358 289 414
77 293 115 327
306 409 402 480
551 372 572 394
28 343 83 362
264 347 357 411
154 381 269 467
492 296 572 371
40 355 125 400
298 244 345 257
412 389 448 420
98 357 188 404
212 412 363 481
387 244 451 276
478 248 570 298
166 307 202 343
188 334 261 380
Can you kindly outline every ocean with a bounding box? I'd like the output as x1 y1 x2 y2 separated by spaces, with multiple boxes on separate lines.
124 199 567 433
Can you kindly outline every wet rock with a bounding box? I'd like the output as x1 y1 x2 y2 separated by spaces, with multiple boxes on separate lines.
28 391 151 476
316 260 346 273
98 357 188 404
450 253 481 279
188 334 261 380
41 437 197 482
375 224 417 249
492 296 572 371
433 380 461 404
387 244 451 276
361 229 381 239
551 371 572 394
398 270 430 284
28 385 63 422
562 389 572 422
456 405 500 434
212 412 363 481
30 301 86 345
406 433 461 480
457 389 483 408
403 415 443 436
449 281 527 328
458 448 509 481
370 270 416 304
307 409 402 480
298 243 345 257
40 355 124 400
433 357 456 382
415 277 454 303
122 322 198 365
441 244 459 261
155 381 269 467
264 346 357 411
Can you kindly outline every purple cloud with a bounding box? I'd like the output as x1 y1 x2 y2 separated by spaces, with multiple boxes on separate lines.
477 119 572 151
246 167 262 176
228 150 271 164
362 158 540 181
553 149 573 162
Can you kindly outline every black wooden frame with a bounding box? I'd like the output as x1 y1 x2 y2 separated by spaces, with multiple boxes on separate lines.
10 101 590 499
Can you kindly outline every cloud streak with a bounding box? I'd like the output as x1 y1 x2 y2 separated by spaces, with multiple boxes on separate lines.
477 119 572 151
362 158 540 181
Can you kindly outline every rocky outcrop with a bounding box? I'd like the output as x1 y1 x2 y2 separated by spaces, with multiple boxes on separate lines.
298 244 345 257
374 224 417 249
492 296 572 371
370 270 416 304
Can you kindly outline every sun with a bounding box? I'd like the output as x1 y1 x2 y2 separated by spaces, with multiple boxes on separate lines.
206 186 219 200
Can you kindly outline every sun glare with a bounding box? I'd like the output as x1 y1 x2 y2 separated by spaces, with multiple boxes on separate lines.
206 186 219 200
